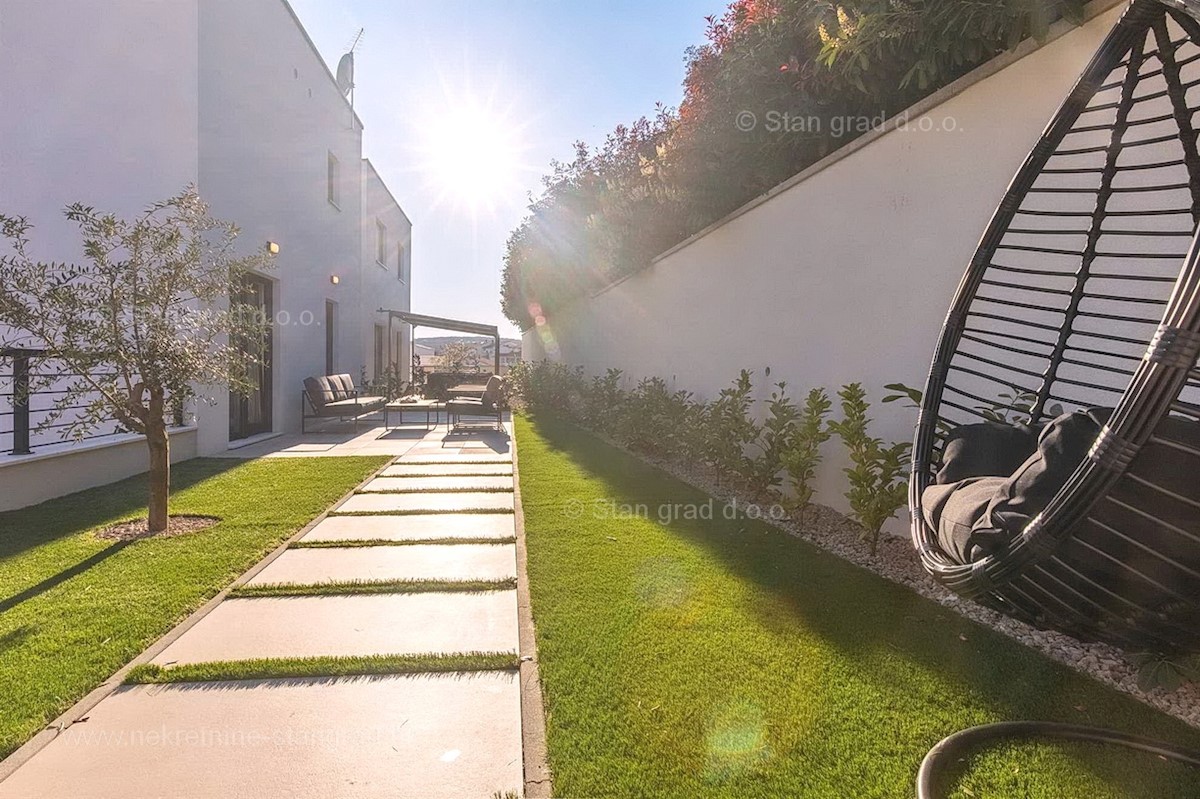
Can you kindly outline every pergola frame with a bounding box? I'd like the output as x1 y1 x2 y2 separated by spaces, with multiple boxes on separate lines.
377 309 501 376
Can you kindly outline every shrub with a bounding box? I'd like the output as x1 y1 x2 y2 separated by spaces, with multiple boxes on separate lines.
828 383 911 555
584 368 626 433
617 376 694 456
507 360 586 416
702 370 760 481
781 387 833 520
742 381 798 498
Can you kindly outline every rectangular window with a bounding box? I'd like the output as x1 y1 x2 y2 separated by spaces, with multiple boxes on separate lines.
324 300 336 375
327 152 340 208
397 243 406 282
374 324 385 380
376 220 387 266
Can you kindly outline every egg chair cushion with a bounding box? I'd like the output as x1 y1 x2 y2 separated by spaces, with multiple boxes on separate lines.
923 476 1011 563
923 410 1104 563
984 409 1106 536
935 420 1040 484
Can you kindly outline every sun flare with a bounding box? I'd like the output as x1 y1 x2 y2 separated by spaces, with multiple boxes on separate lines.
413 91 531 216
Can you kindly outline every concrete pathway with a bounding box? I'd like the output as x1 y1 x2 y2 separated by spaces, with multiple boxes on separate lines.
0 421 528 799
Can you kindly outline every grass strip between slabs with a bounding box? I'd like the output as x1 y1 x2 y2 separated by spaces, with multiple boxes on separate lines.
125 652 519 684
228 577 517 598
290 537 517 548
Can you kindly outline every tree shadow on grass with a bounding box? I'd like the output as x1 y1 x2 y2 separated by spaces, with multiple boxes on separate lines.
0 458 242 562
519 414 1200 795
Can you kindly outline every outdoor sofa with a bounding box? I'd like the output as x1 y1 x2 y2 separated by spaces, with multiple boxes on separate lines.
301 373 386 433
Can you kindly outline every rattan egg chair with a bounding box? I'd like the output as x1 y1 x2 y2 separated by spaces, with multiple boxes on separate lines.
911 0 1200 654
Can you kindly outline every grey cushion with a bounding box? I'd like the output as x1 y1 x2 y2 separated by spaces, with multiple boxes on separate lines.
481 375 504 409
923 477 1009 563
936 421 1039 484
332 374 355 399
323 395 385 412
304 376 336 408
985 409 1104 536
922 409 1103 564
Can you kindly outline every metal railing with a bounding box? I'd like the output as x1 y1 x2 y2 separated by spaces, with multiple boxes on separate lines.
1 349 185 457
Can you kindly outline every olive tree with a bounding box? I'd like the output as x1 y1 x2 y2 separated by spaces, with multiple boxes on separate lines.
0 187 273 532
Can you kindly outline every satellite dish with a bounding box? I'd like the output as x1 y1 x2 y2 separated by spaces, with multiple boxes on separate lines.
336 52 354 97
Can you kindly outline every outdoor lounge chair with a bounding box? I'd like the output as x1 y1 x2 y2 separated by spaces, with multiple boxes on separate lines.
909 0 1200 655
445 375 505 432
301 373 386 433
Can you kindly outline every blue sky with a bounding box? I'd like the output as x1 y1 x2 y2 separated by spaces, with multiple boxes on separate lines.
288 0 725 337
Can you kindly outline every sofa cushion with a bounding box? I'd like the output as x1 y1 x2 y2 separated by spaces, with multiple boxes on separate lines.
331 374 356 399
936 421 1040 484
984 409 1105 536
304 376 336 408
923 476 1010 563
323 395 385 412
481 375 504 409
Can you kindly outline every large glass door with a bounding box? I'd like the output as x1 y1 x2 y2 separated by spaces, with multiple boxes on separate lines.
229 276 273 441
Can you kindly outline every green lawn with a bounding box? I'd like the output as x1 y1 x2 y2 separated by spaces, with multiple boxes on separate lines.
0 456 386 758
515 414 1200 798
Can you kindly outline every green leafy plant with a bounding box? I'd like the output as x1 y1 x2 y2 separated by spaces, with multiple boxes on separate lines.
743 381 798 498
617 376 692 456
584 368 626 433
782 387 833 520
1130 651 1200 693
978 386 1063 426
703 370 760 482
828 383 911 555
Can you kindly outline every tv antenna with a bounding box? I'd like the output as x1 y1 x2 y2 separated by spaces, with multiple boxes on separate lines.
336 28 364 126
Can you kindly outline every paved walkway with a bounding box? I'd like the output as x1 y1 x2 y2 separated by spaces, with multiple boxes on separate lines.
0 422 526 799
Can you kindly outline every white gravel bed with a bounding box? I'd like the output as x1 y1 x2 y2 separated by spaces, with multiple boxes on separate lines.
616 442 1200 730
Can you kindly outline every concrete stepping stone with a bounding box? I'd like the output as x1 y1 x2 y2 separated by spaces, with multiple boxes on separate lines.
151 592 519 665
381 463 512 477
360 476 513 493
401 453 512 464
0 673 522 799
338 492 514 514
303 514 515 543
245 544 517 585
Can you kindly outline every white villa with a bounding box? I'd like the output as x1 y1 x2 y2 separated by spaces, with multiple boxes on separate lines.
0 0 413 509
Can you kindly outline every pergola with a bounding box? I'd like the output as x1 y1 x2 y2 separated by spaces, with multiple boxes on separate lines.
377 309 501 376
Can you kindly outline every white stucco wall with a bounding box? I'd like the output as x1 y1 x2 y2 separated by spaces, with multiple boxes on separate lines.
197 0 369 451
524 1 1128 525
0 0 200 263
0 429 198 513
361 159 414 382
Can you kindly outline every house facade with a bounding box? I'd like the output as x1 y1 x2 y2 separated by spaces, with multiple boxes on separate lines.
0 0 412 508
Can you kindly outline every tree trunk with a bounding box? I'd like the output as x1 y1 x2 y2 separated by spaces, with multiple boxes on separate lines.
146 395 170 533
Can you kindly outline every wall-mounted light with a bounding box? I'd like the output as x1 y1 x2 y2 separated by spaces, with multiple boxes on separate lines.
266 241 280 255
330 275 340 285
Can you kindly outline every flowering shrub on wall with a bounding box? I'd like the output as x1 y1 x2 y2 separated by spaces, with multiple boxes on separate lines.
502 0 1087 329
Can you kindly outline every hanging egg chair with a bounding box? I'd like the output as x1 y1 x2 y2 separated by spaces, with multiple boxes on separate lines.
911 0 1200 654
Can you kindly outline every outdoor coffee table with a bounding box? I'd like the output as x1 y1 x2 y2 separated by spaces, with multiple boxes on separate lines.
384 399 445 431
